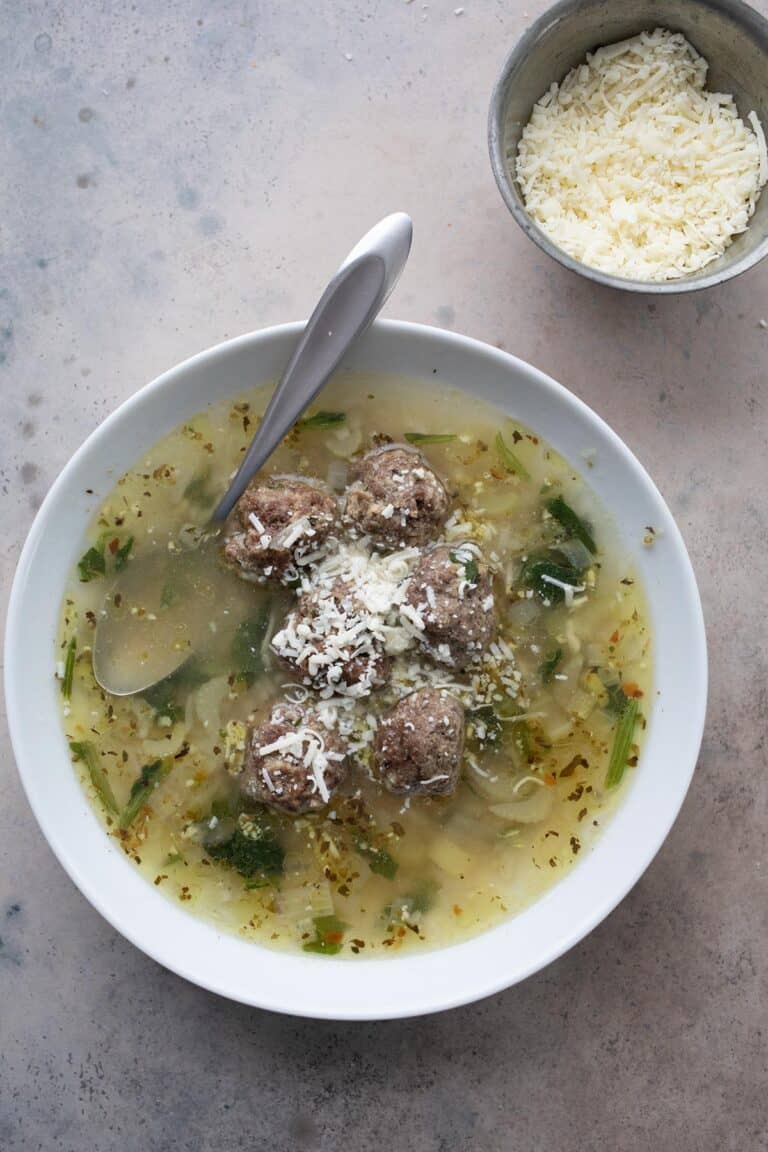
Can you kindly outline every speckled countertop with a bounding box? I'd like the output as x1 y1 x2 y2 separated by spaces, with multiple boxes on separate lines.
1 3 767 1149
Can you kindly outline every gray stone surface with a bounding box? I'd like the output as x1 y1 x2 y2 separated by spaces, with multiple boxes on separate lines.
1 1 767 1149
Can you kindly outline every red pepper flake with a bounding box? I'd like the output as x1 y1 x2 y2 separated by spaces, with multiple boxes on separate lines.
623 682 644 698
108 537 120 554
610 629 620 644
452 904 463 916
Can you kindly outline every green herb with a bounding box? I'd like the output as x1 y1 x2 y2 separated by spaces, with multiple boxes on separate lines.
69 740 119 816
520 551 585 604
299 411 346 430
77 541 106 582
539 647 563 684
384 879 440 925
119 758 173 828
355 839 399 880
204 813 284 878
450 550 479 585
302 914 347 955
61 637 77 699
545 495 597 554
160 582 178 608
495 431 530 480
231 602 271 686
114 536 134 570
183 467 217 508
604 680 629 716
468 705 503 744
164 851 185 867
605 699 640 789
142 657 212 724
403 432 457 445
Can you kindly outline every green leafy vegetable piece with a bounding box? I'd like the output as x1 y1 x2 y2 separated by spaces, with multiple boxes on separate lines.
69 740 119 816
604 680 629 717
605 699 640 789
160 582 178 608
450 550 479 585
355 839 399 880
384 879 440 925
403 432 457 445
545 495 597 554
114 536 134 571
142 657 212 724
183 467 217 508
520 551 585 604
302 914 347 955
231 602 271 686
495 431 530 480
77 541 106 582
299 411 346 430
468 705 503 744
539 647 563 684
119 759 173 828
164 851 185 866
204 812 284 878
61 637 77 699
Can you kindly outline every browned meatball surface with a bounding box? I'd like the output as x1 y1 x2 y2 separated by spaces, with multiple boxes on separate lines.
270 577 391 697
375 688 466 796
344 445 450 548
222 476 338 584
404 543 497 669
239 704 347 813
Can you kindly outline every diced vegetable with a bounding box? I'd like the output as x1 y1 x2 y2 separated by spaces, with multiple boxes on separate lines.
61 637 77 699
545 495 597 554
605 699 639 788
495 431 530 480
204 811 284 877
69 740 119 815
114 536 134 570
77 541 106 582
299 411 346 429
539 646 563 684
231 602 271 686
355 839 399 879
302 914 347 955
404 432 457 445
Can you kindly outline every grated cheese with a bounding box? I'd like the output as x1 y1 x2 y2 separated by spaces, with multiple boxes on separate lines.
515 28 767 281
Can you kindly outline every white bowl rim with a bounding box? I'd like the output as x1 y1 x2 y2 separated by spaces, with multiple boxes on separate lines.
4 319 708 1020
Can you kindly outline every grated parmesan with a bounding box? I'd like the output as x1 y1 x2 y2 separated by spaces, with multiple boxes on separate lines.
515 28 767 281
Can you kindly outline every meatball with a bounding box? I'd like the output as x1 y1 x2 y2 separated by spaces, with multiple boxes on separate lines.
344 445 450 548
375 688 466 796
403 543 497 669
270 577 391 696
222 476 338 584
239 704 347 814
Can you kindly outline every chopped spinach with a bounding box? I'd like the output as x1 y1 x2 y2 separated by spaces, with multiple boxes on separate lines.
495 431 530 480
77 541 106 582
204 812 284 878
69 740 119 816
404 432 457 445
545 495 597 554
114 536 134 570
355 839 399 880
299 411 346 430
61 637 77 699
450 550 479 585
468 705 503 744
231 602 271 686
302 914 347 955
384 879 440 925
183 467 217 508
520 550 586 603
142 657 212 725
119 759 173 829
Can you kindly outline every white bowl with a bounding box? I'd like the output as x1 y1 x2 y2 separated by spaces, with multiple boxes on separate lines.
5 321 707 1020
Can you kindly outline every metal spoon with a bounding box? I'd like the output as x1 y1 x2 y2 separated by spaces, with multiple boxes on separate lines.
92 212 413 697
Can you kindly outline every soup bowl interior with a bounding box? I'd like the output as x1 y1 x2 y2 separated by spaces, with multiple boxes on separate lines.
5 321 706 1019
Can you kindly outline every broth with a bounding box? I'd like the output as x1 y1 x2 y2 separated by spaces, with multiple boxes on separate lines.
57 374 651 957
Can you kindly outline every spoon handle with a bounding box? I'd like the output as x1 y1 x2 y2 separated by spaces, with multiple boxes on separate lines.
212 212 413 522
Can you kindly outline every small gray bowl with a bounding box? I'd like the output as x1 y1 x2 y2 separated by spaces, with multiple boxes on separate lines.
489 0 768 293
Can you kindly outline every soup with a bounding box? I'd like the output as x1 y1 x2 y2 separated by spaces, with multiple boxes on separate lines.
57 375 651 957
